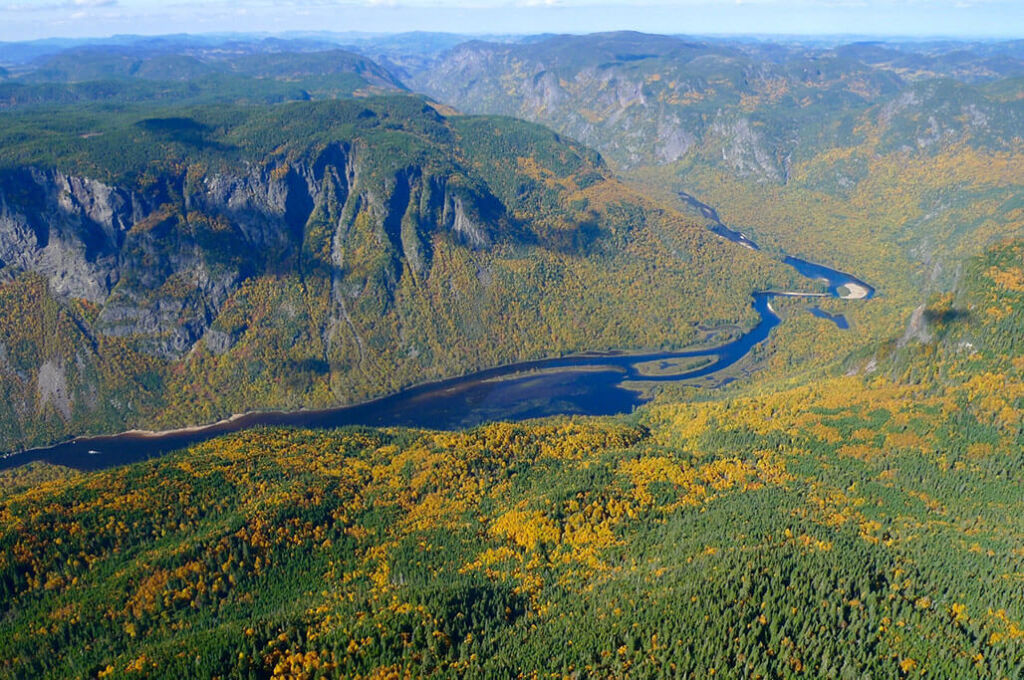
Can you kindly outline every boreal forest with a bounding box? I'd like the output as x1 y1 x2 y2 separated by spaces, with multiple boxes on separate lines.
1 26 1023 680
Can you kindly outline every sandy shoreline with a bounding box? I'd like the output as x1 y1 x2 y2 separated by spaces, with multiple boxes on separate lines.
838 282 871 299
1 411 286 459
764 290 829 298
116 412 251 439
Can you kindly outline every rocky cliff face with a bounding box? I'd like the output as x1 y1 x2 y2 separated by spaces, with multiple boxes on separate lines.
0 168 139 302
411 35 1024 184
0 97 784 452
406 34 969 180
0 149 488 447
405 38 806 177
0 143 505 362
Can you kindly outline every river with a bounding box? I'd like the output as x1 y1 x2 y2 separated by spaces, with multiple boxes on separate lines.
0 193 874 471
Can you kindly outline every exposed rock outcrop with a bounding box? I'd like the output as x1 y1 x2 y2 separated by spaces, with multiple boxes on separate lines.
898 304 933 347
37 359 71 420
0 146 510 361
0 168 139 302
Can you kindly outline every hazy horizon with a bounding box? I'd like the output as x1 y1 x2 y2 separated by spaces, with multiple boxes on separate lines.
3 0 1023 44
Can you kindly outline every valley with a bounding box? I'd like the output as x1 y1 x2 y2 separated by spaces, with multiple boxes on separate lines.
0 96 796 453
1 27 1023 680
1 194 873 470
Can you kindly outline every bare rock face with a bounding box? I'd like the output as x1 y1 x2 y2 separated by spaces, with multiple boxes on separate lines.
406 41 754 172
203 328 236 356
898 304 934 347
655 118 696 164
708 117 787 184
0 168 137 302
448 195 490 249
0 149 330 359
36 359 71 420
0 144 511 363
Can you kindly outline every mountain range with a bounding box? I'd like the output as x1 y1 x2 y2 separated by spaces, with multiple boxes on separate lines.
1 30 1023 680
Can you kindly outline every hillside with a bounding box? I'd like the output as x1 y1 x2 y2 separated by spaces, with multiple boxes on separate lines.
408 32 1024 174
0 46 407 110
23 47 404 88
403 32 1024 384
1 236 1022 679
3 30 1023 680
0 95 791 452
407 31 907 173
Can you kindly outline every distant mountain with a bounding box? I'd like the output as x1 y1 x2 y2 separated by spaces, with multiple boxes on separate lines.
0 34 350 66
22 46 405 91
406 31 908 173
0 46 409 111
340 32 506 84
0 38 101 65
407 32 1024 176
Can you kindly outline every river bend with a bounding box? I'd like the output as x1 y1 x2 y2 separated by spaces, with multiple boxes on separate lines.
1 193 875 471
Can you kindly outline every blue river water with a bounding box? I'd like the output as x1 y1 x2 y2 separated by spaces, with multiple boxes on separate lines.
0 194 874 471
808 306 850 329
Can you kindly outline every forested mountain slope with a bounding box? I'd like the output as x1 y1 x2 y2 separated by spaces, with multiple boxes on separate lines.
407 31 905 173
0 46 406 109
408 32 1024 282
0 95 790 451
1 236 1021 679
22 46 404 89
408 32 1024 175
400 32 1024 388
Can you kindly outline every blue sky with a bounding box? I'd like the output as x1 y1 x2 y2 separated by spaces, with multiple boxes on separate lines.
3 0 1023 42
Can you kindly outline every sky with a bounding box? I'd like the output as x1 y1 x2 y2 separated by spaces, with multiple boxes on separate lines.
2 0 1024 42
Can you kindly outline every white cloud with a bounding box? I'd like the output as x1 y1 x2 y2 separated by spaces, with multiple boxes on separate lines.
2 0 115 10
1 0 1021 39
